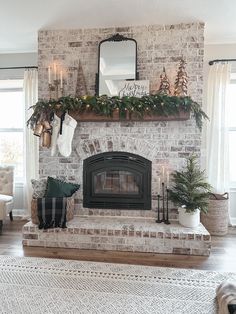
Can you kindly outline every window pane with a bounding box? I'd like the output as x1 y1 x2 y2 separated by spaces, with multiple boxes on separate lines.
0 79 23 89
0 132 23 179
0 91 23 128
227 84 236 127
229 131 236 182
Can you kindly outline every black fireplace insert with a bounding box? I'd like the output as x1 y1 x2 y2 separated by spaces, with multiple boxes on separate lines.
83 152 151 210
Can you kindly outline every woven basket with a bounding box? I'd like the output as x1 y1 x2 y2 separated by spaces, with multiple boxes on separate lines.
201 193 229 236
31 197 74 225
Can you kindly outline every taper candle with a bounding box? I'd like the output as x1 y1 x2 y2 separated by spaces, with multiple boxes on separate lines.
60 70 63 88
53 63 57 80
167 171 170 187
161 166 165 181
48 66 51 84
157 177 161 195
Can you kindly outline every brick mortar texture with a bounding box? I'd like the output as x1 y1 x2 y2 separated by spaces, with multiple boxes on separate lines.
38 23 204 214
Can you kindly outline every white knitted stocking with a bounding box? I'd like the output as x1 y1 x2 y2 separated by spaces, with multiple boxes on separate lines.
57 113 77 157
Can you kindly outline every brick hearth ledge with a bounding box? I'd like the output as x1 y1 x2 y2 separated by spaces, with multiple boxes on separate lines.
22 217 211 256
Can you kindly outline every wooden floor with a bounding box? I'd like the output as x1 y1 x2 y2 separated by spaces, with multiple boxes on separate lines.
0 219 236 272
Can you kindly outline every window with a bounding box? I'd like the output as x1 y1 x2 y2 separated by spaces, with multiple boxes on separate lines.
228 74 236 187
0 80 24 182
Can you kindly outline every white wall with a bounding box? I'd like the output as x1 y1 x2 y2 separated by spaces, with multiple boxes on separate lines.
204 43 236 66
0 52 37 79
204 43 236 221
0 52 37 66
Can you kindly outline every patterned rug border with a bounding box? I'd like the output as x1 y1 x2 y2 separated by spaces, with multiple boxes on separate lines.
0 255 235 313
0 255 235 287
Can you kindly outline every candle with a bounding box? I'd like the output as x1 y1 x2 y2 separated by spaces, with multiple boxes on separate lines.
167 171 170 187
53 63 57 80
48 66 51 84
60 70 63 88
157 177 161 195
161 166 165 182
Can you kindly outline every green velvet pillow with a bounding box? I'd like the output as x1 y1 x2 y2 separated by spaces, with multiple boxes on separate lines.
45 177 80 198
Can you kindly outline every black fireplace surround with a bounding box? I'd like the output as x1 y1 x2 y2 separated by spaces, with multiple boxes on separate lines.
83 152 151 210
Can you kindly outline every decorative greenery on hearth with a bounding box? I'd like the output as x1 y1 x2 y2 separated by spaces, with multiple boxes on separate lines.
169 155 212 213
28 94 208 131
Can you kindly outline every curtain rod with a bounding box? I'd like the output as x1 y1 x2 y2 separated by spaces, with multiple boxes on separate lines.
0 66 38 70
209 59 236 65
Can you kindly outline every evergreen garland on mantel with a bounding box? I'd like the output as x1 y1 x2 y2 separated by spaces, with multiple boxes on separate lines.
28 94 208 131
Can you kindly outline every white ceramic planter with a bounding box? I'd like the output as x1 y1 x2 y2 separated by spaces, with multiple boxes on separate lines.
178 207 200 228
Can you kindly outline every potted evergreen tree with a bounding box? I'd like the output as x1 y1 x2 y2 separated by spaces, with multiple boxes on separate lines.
169 155 211 228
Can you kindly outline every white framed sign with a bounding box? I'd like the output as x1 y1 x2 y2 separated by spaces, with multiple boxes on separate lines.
118 80 149 98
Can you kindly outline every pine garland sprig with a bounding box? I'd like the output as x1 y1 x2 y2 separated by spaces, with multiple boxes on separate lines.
190 101 209 130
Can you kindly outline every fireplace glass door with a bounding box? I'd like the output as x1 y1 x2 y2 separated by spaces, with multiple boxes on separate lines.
94 170 140 195
83 152 151 209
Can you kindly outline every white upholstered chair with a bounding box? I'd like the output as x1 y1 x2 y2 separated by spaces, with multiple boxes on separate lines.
0 166 14 234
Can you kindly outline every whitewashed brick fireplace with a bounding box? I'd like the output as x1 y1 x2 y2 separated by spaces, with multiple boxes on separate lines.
22 22 211 256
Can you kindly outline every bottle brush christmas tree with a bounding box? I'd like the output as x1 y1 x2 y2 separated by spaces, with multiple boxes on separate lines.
174 58 188 97
169 155 211 213
158 67 171 95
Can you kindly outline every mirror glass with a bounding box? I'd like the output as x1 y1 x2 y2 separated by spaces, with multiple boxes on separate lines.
97 34 137 96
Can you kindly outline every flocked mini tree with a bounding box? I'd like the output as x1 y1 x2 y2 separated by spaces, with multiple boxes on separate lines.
158 67 171 95
174 59 188 97
75 60 88 97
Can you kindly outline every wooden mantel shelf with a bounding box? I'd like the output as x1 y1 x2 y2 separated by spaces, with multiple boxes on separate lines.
70 110 190 122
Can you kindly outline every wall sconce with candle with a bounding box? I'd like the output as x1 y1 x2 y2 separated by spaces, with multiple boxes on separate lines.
48 63 64 99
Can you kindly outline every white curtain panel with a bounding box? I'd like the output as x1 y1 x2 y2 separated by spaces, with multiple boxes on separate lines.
206 63 231 220
23 69 39 216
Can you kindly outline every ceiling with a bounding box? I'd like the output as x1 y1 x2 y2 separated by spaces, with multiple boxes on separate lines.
1 0 236 53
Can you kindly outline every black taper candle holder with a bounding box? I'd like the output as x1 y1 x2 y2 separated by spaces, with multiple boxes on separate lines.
156 194 162 223
162 182 165 221
164 188 171 224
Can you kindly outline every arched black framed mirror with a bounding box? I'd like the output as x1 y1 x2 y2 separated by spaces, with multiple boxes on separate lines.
95 33 138 96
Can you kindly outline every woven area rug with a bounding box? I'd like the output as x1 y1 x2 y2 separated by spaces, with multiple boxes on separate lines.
0 256 235 314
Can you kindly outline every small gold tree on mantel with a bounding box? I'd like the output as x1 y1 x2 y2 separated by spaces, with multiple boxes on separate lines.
158 67 171 95
174 59 188 97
